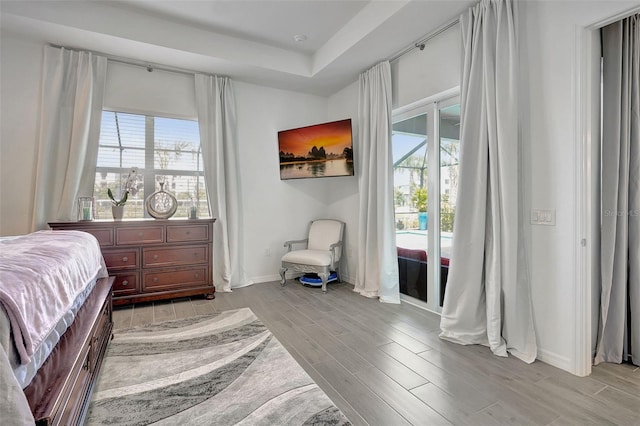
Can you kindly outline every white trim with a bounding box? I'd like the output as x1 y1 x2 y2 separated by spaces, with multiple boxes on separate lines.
428 102 440 313
250 274 282 284
595 6 640 28
537 348 573 373
573 5 640 377
400 293 441 316
102 106 197 122
393 87 459 118
574 24 593 377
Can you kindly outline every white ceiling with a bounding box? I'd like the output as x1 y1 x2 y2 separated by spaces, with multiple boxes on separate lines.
0 0 473 96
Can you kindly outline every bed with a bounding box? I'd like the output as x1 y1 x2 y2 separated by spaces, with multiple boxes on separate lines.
0 230 113 425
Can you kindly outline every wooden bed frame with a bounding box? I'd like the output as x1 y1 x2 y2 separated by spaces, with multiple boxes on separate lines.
23 276 114 425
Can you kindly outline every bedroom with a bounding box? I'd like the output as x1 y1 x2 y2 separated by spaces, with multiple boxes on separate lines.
1 0 639 424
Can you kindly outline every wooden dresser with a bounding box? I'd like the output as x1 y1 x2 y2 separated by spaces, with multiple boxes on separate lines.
49 219 215 305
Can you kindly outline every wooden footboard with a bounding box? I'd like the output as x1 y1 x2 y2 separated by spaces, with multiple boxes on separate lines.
23 276 114 426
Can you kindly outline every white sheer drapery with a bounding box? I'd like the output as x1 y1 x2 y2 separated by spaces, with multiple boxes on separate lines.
195 74 250 292
439 0 537 362
355 61 400 304
595 14 639 367
31 46 106 230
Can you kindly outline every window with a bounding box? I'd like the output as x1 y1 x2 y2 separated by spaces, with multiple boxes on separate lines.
94 111 208 219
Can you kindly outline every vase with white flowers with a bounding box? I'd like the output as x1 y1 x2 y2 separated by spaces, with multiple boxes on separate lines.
107 167 139 220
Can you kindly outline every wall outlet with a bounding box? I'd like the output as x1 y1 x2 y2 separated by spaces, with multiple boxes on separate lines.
264 248 271 257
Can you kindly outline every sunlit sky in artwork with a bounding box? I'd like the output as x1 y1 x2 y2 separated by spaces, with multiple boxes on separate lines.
278 119 352 157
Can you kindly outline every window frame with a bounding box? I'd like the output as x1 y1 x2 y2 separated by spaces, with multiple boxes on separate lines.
95 109 209 219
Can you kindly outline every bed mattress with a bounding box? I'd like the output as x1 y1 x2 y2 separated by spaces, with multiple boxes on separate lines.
0 230 108 388
1 279 97 388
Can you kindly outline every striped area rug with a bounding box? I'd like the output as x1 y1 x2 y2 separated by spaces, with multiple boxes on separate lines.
86 308 351 425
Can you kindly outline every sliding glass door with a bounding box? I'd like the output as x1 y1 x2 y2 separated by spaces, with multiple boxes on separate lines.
392 92 460 312
393 113 429 303
437 100 460 308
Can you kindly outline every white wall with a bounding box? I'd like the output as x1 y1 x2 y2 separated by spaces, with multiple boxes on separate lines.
327 27 462 284
519 0 639 373
0 33 43 236
4 1 637 375
327 80 360 283
233 81 336 282
330 0 640 376
386 0 638 375
0 30 348 286
104 62 197 119
391 23 461 109
103 63 342 284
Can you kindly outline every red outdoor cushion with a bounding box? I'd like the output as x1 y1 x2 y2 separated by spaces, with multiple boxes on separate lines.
397 247 449 267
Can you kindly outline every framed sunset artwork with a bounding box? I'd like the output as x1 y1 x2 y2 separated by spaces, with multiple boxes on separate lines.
278 118 354 180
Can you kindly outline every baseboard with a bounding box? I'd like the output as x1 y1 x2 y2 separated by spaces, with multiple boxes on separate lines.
537 348 574 373
341 274 355 285
250 273 356 286
250 274 282 284
252 272 306 283
400 294 441 315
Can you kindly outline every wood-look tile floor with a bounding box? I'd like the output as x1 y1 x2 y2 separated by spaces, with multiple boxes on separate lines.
112 281 640 426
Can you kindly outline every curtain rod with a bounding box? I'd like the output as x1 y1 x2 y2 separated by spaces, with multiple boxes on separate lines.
48 44 198 77
388 17 460 63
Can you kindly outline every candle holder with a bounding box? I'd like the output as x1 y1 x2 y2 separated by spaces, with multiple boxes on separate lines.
77 197 95 221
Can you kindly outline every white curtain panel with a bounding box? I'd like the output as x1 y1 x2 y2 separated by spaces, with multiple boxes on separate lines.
439 0 537 363
31 46 106 230
355 61 400 304
195 74 250 292
595 14 639 367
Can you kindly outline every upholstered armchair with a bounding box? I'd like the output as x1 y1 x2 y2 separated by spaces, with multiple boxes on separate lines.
279 219 345 293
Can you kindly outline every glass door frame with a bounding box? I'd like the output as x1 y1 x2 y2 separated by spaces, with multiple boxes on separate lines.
392 87 460 313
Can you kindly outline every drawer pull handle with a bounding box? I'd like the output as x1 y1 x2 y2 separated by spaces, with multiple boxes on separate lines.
194 273 199 278
153 277 159 283
122 280 129 286
138 232 143 237
153 255 159 260
122 256 128 262
186 231 191 235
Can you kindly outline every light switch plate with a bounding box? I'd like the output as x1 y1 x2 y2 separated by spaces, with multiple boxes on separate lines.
531 209 556 226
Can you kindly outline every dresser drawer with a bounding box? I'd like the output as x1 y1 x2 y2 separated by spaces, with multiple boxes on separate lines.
58 346 92 426
90 299 112 372
142 266 209 291
116 226 163 245
111 272 139 296
142 245 208 267
50 219 215 306
166 224 209 243
82 228 114 247
103 249 138 269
